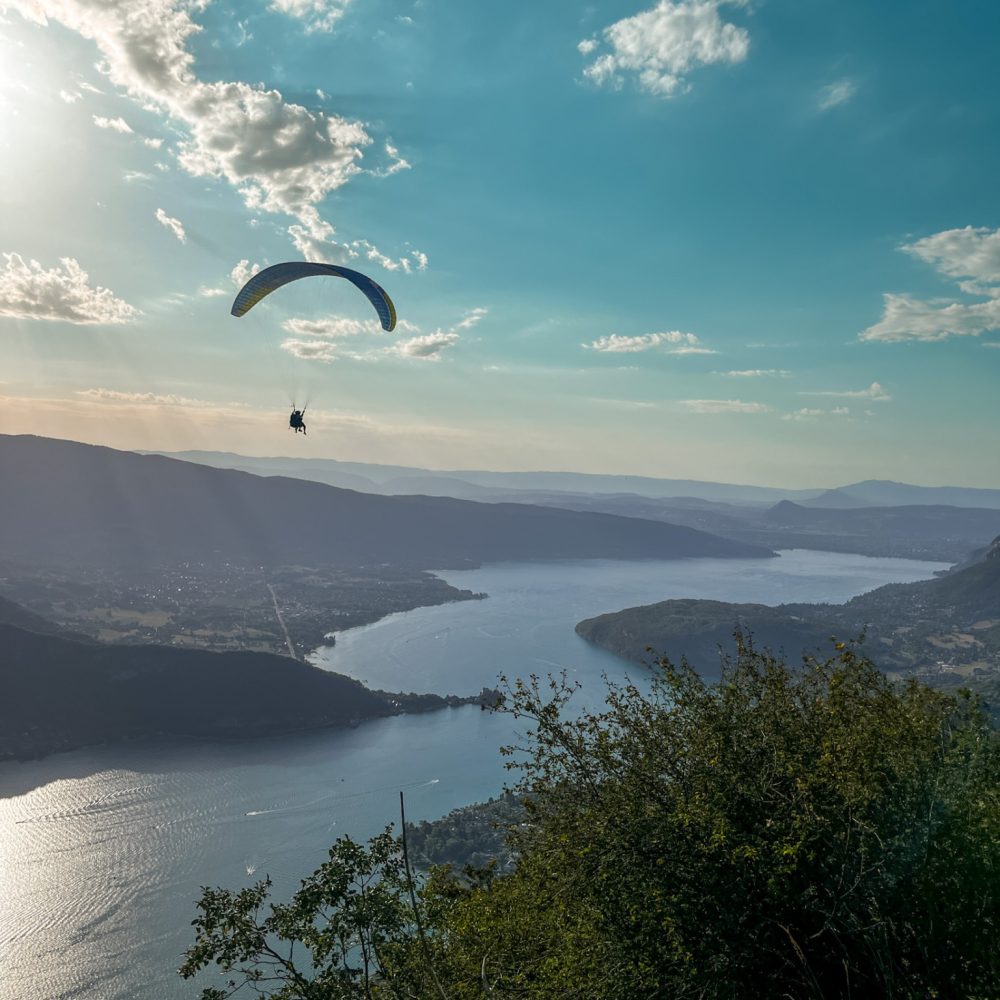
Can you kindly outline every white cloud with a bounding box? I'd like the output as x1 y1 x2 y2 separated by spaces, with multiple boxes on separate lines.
287 211 428 272
59 88 81 103
143 136 163 149
371 141 411 177
154 207 186 243
0 253 138 324
580 0 749 98
680 398 770 414
198 286 227 297
392 330 459 360
719 368 792 377
123 169 152 182
799 381 891 401
280 306 473 364
282 316 384 338
270 0 351 33
92 114 132 133
280 338 341 363
782 406 850 422
11 0 384 253
455 307 488 329
587 330 714 353
817 78 857 111
76 387 223 407
861 226 1000 343
354 239 423 273
861 293 1000 343
903 225 1000 287
230 259 261 287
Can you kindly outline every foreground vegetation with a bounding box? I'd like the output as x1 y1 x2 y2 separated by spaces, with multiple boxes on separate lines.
181 638 1000 999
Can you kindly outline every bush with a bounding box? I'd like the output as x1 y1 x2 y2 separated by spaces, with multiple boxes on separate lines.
182 636 1000 999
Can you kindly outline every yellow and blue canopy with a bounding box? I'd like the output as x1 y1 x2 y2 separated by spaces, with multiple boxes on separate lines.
231 261 397 332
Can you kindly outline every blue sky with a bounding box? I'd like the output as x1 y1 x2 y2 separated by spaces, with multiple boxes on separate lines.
0 0 998 486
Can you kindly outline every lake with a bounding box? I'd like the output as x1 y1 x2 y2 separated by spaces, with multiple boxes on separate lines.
0 550 947 999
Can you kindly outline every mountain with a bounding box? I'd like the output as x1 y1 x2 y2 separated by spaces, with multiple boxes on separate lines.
804 480 1000 510
0 618 397 760
575 599 831 676
155 449 826 504
755 501 1000 560
0 435 774 571
913 535 1000 615
142 450 382 493
0 599 493 760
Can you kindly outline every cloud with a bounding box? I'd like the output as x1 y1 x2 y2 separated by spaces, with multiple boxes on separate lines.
455 307 488 330
59 88 81 103
76 387 224 407
230 259 260 287
280 307 475 364
0 253 138 324
11 0 394 257
154 207 186 243
391 330 459 360
799 381 891 401
817 78 857 111
782 406 850 422
282 316 385 338
143 136 163 149
270 0 351 32
861 294 1000 343
381 308 482 361
92 114 132 133
370 141 411 177
861 226 1000 343
718 368 792 377
579 0 749 98
680 398 770 414
198 286 227 297
288 211 428 272
586 330 714 353
280 338 341 363
903 225 1000 287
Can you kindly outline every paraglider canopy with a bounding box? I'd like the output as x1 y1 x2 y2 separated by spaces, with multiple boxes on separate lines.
230 261 397 332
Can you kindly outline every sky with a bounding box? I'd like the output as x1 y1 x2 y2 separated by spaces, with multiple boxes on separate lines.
0 0 998 487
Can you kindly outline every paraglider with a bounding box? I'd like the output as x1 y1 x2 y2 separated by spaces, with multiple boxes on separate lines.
230 261 396 331
230 261 397 437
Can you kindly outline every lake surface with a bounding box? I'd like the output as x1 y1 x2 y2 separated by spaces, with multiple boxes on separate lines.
0 551 947 1000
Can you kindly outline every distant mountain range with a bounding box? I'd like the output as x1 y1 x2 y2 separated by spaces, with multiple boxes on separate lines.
801 481 1000 510
144 451 1000 562
0 435 773 572
155 452 1000 510
152 450 826 504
